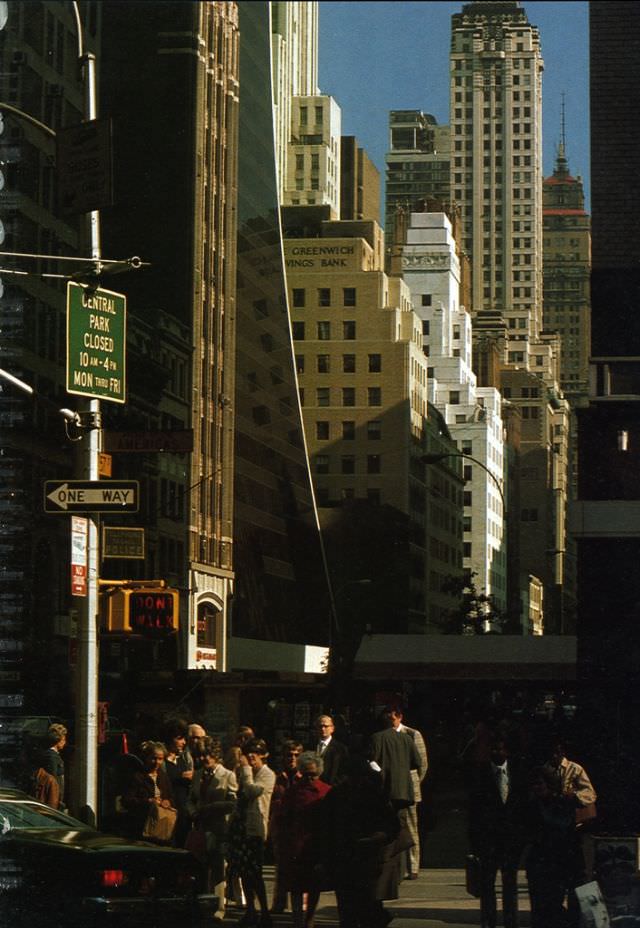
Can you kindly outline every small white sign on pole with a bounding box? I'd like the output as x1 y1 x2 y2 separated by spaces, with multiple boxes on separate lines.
71 515 88 597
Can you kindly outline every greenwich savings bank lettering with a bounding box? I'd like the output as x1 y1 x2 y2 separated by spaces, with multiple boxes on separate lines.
286 244 355 268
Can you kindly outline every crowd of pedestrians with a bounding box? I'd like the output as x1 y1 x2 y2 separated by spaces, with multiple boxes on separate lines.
17 705 598 928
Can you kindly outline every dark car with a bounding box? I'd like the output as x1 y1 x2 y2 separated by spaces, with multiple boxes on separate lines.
0 789 216 926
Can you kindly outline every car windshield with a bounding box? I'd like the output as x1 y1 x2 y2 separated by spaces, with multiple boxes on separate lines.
0 800 88 832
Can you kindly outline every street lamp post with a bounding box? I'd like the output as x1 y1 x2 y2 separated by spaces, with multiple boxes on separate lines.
420 452 507 516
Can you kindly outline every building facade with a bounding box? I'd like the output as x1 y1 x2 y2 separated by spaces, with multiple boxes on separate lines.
340 135 380 223
399 211 507 614
450 1 544 365
283 208 464 633
282 93 342 216
543 143 591 403
385 110 451 257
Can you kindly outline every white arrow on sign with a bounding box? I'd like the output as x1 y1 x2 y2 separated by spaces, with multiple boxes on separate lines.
47 483 136 511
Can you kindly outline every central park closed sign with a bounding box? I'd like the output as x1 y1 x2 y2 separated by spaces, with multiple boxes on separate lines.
66 281 126 403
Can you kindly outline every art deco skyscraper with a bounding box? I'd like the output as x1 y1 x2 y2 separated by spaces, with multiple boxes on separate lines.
450 1 544 366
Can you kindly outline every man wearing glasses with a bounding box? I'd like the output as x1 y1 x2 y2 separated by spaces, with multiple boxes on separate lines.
314 715 349 786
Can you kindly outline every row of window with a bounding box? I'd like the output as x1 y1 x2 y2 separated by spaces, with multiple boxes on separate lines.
315 419 381 440
315 454 382 475
316 487 381 505
292 287 356 308
296 353 382 374
302 387 382 407
293 321 356 340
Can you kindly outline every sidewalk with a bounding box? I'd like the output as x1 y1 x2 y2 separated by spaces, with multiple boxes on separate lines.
225 865 532 927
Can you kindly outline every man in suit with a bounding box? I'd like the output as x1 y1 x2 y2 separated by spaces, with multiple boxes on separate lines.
369 706 421 809
314 714 349 785
467 735 528 928
397 711 428 879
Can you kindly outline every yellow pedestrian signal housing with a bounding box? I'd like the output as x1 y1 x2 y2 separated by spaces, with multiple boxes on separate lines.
102 586 179 634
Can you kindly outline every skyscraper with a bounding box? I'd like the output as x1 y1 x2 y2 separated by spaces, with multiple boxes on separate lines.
450 1 544 365
543 137 591 403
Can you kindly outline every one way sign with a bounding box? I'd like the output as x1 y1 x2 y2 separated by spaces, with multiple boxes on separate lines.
44 480 139 513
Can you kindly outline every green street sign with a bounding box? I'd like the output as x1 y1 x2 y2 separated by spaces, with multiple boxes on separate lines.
66 281 126 403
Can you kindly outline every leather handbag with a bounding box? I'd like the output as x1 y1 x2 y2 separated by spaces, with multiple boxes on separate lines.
143 804 177 842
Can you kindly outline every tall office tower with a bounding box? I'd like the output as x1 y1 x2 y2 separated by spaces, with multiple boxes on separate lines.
543 139 591 403
0 2 102 714
400 211 507 617
572 1 640 830
271 1 319 199
101 1 239 672
385 111 451 255
450 1 544 365
340 136 380 223
282 93 342 216
101 1 331 678
282 207 464 633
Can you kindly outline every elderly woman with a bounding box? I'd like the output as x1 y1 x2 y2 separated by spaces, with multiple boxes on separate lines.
121 740 175 844
228 738 276 928
278 751 332 928
186 737 238 921
269 739 304 913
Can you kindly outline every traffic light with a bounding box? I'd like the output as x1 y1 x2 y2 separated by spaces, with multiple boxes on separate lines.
102 586 179 634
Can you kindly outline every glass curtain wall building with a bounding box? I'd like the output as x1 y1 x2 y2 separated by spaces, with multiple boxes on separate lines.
231 3 332 665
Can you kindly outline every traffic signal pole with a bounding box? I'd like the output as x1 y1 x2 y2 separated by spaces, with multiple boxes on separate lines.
74 42 101 826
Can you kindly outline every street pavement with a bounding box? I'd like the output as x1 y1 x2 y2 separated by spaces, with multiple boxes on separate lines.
224 865 532 927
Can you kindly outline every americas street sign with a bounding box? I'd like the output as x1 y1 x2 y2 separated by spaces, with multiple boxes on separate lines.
66 281 126 404
44 480 139 513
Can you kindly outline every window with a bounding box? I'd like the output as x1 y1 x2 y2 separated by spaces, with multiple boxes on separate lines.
343 354 356 373
422 320 430 336
367 489 381 504
317 388 330 406
315 455 329 474
342 387 356 407
317 321 331 340
300 106 308 125
368 353 382 373
341 456 355 475
316 421 329 440
311 152 319 171
317 354 330 373
463 465 472 481
315 105 323 124
367 420 381 440
421 294 432 307
367 454 381 474
463 490 472 506
292 321 305 340
295 354 304 374
316 487 329 505
341 488 355 501
295 153 304 171
343 321 356 340
343 287 356 307
368 387 381 406
292 288 305 308
521 508 538 521
463 542 472 557
342 420 355 440
449 391 460 404
318 288 331 307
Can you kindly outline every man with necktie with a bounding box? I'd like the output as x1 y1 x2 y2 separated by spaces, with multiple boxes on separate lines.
313 715 349 785
468 734 528 928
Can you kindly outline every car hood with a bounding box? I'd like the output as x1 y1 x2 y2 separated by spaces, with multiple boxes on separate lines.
3 828 190 855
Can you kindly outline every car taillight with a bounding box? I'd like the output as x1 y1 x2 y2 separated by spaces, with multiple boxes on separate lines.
99 869 129 888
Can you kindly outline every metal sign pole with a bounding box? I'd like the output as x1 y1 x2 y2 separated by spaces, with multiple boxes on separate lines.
74 43 101 827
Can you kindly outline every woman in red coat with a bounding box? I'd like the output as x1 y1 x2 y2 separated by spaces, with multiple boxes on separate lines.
278 751 332 928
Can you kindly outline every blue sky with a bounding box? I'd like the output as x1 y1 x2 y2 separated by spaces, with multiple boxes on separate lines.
318 1 590 214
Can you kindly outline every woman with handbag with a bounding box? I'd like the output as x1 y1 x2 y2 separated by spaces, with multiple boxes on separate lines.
185 737 238 922
120 741 177 845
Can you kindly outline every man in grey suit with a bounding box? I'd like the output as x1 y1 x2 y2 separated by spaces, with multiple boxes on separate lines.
397 712 428 878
